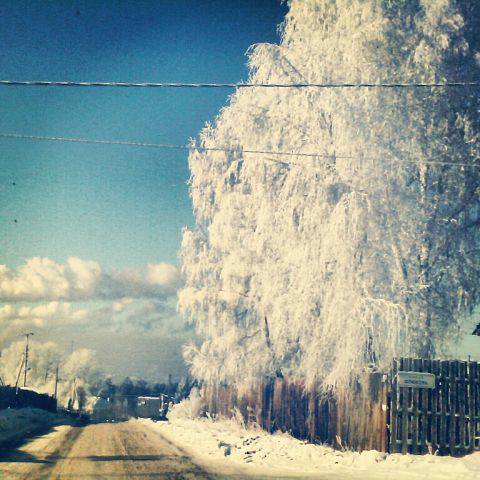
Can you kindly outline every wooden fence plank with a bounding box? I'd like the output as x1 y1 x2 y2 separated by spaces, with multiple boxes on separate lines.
475 362 480 449
411 358 420 454
467 362 474 452
390 358 399 453
380 377 388 452
449 361 456 456
401 358 410 454
420 359 429 454
431 360 439 452
307 387 316 442
440 361 448 453
459 362 467 455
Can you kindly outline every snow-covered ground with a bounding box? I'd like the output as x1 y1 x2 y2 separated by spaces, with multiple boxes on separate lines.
144 409 480 479
0 408 60 449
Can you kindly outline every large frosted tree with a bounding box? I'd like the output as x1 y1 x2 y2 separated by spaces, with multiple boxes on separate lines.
179 0 480 391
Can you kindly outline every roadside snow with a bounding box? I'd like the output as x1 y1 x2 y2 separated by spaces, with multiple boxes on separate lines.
144 415 480 479
0 408 59 450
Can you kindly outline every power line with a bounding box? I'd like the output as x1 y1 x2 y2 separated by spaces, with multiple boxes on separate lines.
0 132 331 158
0 80 479 89
0 132 478 169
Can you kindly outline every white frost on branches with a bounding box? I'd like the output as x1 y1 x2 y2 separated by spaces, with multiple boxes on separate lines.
179 0 480 391
0 340 100 407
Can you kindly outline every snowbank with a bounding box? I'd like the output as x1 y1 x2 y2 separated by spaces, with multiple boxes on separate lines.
144 415 480 479
0 408 60 450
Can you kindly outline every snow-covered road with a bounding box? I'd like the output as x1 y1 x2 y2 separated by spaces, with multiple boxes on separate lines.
0 420 215 479
1 412 479 479
146 415 480 480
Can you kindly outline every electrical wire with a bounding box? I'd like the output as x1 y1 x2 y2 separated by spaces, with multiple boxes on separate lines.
0 132 478 169
0 80 479 89
0 132 333 158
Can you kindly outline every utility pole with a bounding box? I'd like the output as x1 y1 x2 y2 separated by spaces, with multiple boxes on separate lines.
15 355 25 393
70 377 77 412
54 364 59 400
44 360 52 383
23 332 34 387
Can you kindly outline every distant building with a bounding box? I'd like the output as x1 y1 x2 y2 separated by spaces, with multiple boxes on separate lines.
136 395 169 419
91 397 111 422
91 396 129 422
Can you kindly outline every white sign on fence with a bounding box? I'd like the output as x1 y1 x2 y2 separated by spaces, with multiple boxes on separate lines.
397 371 436 389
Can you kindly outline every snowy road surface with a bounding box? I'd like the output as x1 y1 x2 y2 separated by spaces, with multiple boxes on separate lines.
0 420 218 479
2 418 479 480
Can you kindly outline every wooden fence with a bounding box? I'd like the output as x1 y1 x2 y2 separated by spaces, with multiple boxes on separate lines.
201 373 388 452
390 358 480 455
0 385 57 412
201 358 480 455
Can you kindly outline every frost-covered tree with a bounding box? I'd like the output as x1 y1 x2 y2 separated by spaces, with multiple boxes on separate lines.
0 339 101 406
179 0 480 391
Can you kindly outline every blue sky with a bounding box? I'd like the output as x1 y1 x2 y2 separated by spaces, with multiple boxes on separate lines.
0 0 288 380
0 0 287 269
0 1 477 382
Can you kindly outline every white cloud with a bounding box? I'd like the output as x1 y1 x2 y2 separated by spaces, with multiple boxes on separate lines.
0 258 184 342
0 258 70 301
0 296 180 340
91 298 178 334
66 257 102 297
0 301 88 339
111 297 133 313
146 262 180 287
0 257 181 302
